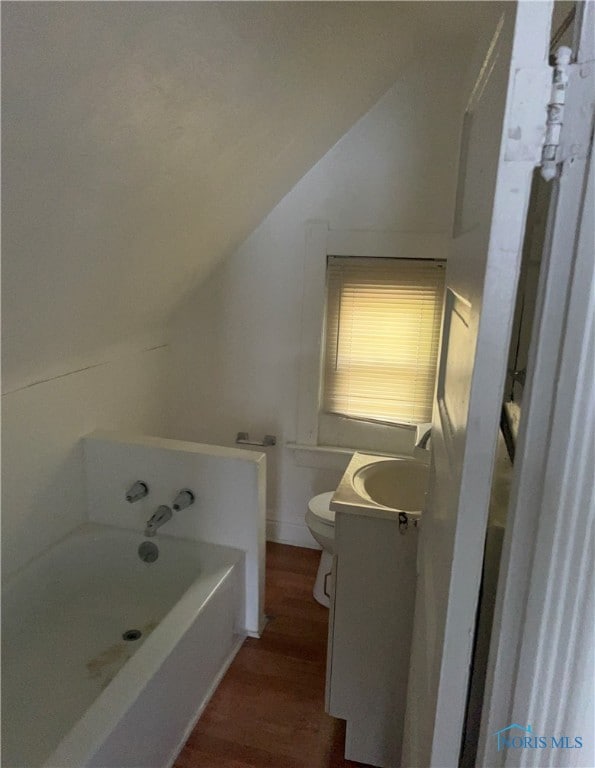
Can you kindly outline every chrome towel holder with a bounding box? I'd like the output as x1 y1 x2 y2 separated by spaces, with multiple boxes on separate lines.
236 432 276 447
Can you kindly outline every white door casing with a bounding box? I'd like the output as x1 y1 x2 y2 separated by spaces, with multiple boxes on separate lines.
478 2 595 765
401 3 553 766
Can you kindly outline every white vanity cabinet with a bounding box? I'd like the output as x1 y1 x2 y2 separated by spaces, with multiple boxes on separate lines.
325 509 418 768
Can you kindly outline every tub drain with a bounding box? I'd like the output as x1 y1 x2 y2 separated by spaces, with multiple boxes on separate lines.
122 629 142 642
138 541 158 563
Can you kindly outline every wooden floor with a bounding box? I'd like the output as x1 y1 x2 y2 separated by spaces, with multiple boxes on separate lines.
174 542 369 768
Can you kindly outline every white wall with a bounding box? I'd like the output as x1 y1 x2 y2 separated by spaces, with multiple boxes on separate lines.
83 430 266 635
0 5 484 575
2 1 482 392
167 44 469 547
1 347 169 577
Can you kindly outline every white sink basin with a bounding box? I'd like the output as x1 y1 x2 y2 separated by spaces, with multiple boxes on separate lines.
352 457 429 513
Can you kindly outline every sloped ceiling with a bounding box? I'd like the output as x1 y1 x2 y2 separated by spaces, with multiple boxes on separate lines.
2 1 489 390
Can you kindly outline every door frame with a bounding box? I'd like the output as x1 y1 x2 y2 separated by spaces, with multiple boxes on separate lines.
477 3 595 764
401 2 558 765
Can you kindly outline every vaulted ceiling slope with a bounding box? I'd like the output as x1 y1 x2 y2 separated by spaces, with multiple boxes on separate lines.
2 2 486 390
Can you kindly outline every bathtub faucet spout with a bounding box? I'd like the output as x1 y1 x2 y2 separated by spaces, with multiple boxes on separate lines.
144 505 173 537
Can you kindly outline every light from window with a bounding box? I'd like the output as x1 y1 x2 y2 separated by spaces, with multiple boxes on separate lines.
323 256 445 425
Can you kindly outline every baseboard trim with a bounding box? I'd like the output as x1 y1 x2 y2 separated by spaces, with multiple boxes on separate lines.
266 518 321 550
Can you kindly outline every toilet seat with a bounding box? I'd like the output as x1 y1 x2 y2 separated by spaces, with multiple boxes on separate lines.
307 491 336 525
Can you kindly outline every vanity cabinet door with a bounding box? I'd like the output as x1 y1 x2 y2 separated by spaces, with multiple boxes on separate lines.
326 512 417 767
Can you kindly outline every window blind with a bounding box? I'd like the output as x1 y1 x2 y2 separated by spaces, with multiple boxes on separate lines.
323 257 445 425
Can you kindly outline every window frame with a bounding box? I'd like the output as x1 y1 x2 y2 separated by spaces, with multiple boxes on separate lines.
296 221 448 452
322 255 446 429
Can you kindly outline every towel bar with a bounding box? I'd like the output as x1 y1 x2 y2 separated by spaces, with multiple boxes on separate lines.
235 432 276 447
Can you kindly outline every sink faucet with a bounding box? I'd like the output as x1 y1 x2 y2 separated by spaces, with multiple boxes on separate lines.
415 427 432 449
144 505 173 537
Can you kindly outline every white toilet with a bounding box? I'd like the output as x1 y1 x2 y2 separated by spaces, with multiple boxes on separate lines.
305 491 336 607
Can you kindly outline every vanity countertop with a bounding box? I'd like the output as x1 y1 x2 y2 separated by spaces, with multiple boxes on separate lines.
330 451 429 521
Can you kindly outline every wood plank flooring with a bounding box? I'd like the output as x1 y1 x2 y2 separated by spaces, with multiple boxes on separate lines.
174 542 370 768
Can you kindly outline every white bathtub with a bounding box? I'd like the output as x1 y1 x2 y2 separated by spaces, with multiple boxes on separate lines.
1 523 245 768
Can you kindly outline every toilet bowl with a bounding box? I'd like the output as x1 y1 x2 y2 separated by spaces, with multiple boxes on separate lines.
305 491 336 607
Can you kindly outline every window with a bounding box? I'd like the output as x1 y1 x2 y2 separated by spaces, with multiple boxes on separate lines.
322 256 445 426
